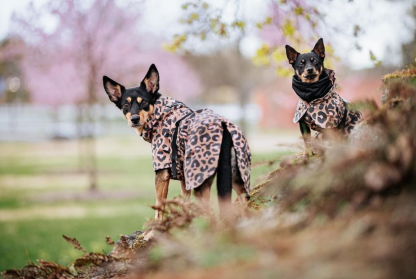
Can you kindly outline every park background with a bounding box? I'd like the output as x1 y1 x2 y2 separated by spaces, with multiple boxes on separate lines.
0 0 415 272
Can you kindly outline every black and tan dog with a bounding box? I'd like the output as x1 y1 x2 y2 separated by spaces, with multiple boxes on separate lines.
103 64 251 228
285 38 362 154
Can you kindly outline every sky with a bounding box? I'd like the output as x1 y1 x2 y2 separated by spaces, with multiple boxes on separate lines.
0 0 414 70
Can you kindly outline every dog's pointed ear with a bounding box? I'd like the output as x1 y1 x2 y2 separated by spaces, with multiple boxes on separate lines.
312 38 325 59
285 45 300 65
140 64 160 94
103 76 125 108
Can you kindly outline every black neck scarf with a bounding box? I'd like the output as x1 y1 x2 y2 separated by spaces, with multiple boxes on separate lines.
292 71 333 103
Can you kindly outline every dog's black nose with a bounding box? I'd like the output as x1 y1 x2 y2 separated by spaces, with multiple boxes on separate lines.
307 67 314 74
131 115 140 124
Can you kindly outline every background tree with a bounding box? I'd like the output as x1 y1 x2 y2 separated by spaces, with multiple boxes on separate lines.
402 4 416 65
8 0 201 191
165 0 362 67
0 38 31 132
164 0 363 131
186 44 267 132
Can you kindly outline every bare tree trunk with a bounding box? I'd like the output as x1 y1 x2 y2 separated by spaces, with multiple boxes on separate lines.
238 85 250 133
236 37 253 134
86 84 97 192
8 102 15 132
80 29 99 192
76 103 85 172
51 106 60 139
86 122 97 192
75 101 97 191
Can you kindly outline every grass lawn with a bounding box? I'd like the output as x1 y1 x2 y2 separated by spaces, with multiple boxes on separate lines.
0 135 293 271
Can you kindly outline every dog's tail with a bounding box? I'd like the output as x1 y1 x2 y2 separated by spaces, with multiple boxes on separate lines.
217 123 233 218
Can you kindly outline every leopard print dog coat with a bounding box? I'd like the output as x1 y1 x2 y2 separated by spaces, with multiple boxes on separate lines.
140 96 251 192
293 69 362 136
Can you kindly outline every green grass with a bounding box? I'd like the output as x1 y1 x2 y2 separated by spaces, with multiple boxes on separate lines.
0 136 293 271
0 216 148 270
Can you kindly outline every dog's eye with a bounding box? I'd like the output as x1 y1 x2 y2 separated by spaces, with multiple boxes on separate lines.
123 103 129 113
141 101 149 108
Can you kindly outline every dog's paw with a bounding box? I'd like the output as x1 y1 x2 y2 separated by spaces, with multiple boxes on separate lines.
301 151 311 161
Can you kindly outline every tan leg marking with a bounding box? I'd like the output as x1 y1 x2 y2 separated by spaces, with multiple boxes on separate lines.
302 132 312 157
231 148 249 218
233 183 248 204
180 180 191 199
154 169 170 220
233 182 249 218
194 176 213 210
144 169 170 241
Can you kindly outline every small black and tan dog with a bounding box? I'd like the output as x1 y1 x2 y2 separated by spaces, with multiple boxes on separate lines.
285 38 362 155
103 64 251 233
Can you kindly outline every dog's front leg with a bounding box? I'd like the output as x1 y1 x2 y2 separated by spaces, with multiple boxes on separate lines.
154 169 170 220
299 120 312 158
144 169 170 241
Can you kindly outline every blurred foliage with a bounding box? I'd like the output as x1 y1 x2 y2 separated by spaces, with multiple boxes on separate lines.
165 0 355 76
401 4 416 65
382 67 416 83
369 50 382 67
0 38 31 103
253 42 338 77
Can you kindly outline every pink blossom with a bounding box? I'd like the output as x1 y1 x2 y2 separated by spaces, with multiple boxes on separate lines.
6 0 201 107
